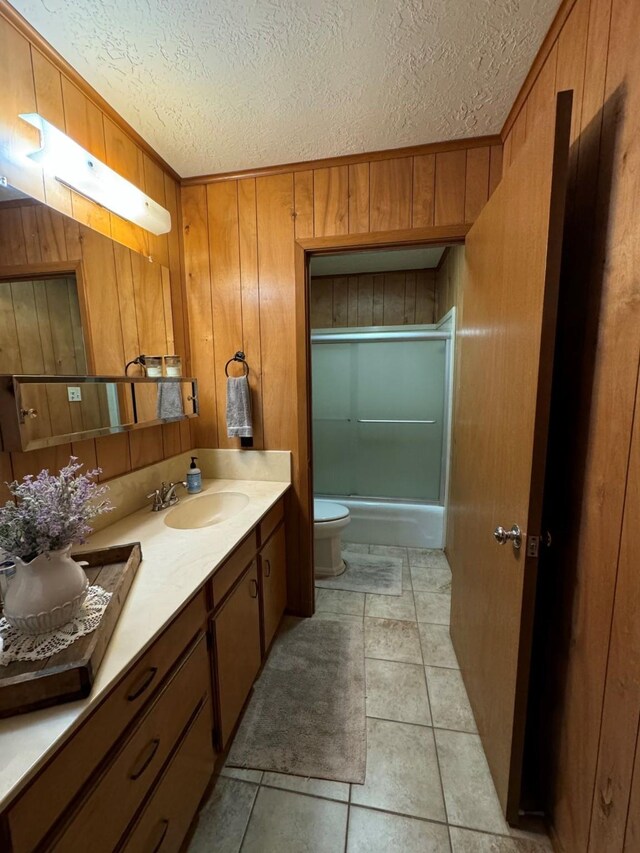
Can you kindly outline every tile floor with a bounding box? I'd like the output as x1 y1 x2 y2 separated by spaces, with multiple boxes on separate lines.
188 544 552 853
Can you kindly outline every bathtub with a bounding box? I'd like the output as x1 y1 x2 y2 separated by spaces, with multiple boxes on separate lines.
317 497 445 549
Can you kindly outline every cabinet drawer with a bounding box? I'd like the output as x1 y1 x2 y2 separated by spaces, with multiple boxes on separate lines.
7 590 207 853
122 700 214 853
52 634 210 853
209 530 258 610
261 523 287 653
212 561 261 748
258 499 284 547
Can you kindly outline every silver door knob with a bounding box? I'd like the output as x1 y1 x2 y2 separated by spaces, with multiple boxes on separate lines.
493 524 522 549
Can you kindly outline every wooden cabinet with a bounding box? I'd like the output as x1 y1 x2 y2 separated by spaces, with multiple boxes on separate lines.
212 560 262 749
52 635 210 852
260 523 287 652
122 699 214 853
2 493 289 853
0 590 214 853
6 591 209 853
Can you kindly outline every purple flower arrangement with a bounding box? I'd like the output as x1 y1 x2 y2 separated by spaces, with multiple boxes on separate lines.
0 458 113 563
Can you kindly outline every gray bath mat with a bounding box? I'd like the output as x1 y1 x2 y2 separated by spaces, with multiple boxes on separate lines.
227 617 366 784
315 552 403 596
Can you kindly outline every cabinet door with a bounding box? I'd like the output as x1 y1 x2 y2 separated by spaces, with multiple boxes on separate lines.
212 561 261 748
122 700 214 853
260 524 287 652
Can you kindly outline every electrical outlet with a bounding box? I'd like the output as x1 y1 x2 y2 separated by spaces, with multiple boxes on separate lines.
67 386 82 402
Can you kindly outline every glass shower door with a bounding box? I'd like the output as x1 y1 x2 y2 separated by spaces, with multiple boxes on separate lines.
311 343 354 495
312 336 447 502
354 339 446 501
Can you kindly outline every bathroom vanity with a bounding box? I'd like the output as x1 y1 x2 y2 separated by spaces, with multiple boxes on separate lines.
0 476 289 852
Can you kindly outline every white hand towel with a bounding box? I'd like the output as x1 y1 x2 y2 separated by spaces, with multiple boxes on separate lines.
227 375 253 438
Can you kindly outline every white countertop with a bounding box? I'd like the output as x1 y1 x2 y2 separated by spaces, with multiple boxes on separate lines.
0 477 290 812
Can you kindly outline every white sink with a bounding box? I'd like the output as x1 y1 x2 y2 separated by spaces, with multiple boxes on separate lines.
164 492 250 529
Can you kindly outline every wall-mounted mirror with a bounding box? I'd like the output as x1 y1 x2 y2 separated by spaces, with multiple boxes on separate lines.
0 375 198 453
0 182 180 379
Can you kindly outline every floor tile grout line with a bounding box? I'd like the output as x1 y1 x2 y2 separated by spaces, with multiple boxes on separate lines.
365 712 477 736
237 779 261 852
421 657 452 840
232 789 551 846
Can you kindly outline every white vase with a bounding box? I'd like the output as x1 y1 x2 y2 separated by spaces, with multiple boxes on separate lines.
3 545 89 635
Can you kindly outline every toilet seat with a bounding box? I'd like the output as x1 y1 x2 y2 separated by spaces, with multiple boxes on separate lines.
314 499 350 523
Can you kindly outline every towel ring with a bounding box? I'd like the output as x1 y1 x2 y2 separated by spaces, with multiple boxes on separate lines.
225 351 250 377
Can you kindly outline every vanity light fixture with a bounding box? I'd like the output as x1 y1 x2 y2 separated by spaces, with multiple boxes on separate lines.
19 113 171 235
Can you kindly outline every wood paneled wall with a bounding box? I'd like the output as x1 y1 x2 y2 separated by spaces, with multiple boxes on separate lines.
445 0 640 849
182 138 502 613
0 275 86 375
310 269 435 329
434 246 464 322
0 6 191 496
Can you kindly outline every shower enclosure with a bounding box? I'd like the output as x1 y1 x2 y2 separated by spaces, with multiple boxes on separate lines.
311 324 452 548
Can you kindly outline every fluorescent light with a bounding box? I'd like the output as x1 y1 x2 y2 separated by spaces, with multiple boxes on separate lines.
20 113 171 235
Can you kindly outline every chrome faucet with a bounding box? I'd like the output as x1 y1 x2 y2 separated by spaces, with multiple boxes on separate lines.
147 481 188 512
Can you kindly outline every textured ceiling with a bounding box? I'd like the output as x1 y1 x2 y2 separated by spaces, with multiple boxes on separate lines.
12 0 561 177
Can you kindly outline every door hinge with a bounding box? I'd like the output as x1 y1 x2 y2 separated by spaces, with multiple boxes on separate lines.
526 536 540 558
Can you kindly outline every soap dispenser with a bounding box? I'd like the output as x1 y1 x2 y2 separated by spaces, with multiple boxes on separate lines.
187 456 202 494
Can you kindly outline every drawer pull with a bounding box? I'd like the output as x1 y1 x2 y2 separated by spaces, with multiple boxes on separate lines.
265 559 271 578
249 579 259 598
151 819 170 853
129 738 161 780
127 666 158 701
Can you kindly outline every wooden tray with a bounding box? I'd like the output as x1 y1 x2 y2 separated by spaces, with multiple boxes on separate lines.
0 542 142 719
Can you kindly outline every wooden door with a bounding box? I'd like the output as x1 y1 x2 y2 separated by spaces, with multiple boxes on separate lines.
260 523 287 652
449 91 572 822
212 560 261 748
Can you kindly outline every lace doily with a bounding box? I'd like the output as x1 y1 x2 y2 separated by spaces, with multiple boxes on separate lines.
0 585 112 665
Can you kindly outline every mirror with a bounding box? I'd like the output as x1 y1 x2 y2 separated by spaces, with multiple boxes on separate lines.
0 182 179 378
0 273 88 375
0 376 198 452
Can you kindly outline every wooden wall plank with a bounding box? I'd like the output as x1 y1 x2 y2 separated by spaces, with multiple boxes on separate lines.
369 157 412 231
589 359 640 850
372 274 384 325
60 77 112 238
357 274 374 326
309 269 436 328
416 269 436 324
293 170 314 239
435 150 466 225
95 433 131 481
207 181 243 448
103 117 149 256
30 48 73 218
348 162 370 233
80 227 124 374
382 272 406 325
332 276 349 327
464 147 490 223
412 154 435 227
489 145 504 195
313 166 348 236
182 184 217 447
238 178 264 448
256 174 296 450
129 425 164 470
0 16 43 200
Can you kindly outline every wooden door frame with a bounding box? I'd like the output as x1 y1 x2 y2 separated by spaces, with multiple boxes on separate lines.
293 224 470 617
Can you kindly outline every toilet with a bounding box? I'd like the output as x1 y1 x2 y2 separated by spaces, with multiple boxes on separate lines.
313 499 351 578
